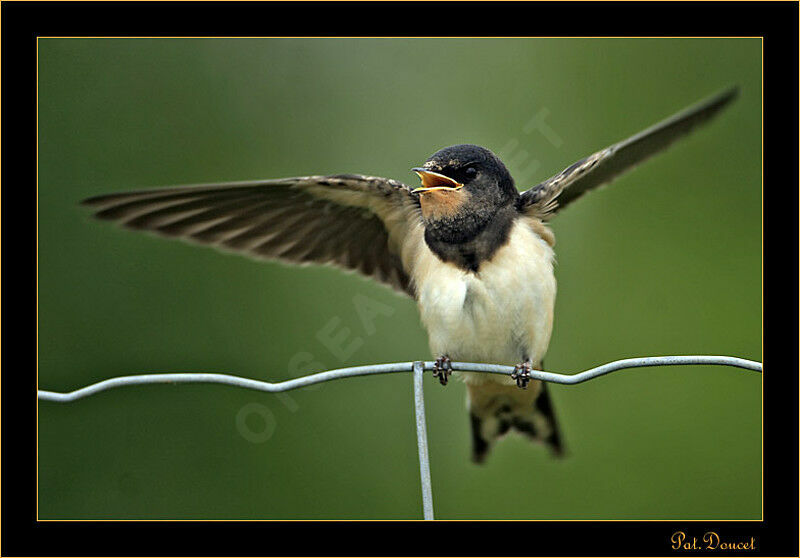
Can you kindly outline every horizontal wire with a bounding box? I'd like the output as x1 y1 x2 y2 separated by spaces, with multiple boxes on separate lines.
37 354 762 521
37 355 762 403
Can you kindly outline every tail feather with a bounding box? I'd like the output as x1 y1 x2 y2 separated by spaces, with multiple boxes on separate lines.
468 380 564 464
533 383 564 456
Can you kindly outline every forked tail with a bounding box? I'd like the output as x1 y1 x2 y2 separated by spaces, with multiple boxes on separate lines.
467 379 564 463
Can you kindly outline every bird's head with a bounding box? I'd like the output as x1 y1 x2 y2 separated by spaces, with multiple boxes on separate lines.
412 144 518 240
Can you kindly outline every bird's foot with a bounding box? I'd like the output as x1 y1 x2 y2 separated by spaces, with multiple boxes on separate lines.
433 355 452 386
511 361 533 389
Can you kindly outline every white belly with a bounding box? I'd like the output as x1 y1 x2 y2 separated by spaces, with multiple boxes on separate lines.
412 219 556 385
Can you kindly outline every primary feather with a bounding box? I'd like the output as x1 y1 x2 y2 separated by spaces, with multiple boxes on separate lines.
518 86 739 219
82 175 423 297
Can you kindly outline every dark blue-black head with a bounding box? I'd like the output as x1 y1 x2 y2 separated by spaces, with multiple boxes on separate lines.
412 144 517 205
411 144 519 247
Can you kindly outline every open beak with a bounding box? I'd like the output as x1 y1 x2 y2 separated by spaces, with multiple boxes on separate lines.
411 168 463 193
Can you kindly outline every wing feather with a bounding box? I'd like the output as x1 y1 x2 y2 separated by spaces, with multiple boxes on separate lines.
518 86 739 219
82 175 422 297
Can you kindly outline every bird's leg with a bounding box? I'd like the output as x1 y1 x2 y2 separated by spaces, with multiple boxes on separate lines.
511 360 533 389
433 355 452 386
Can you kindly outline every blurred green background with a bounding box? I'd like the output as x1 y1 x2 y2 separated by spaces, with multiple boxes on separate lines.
37 38 761 520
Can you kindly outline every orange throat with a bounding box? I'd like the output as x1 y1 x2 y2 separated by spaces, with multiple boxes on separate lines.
419 188 471 220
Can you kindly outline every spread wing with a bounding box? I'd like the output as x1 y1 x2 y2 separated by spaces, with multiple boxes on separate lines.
518 86 739 219
82 174 423 297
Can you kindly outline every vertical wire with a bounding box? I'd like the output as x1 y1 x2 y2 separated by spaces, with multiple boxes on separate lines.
413 361 434 520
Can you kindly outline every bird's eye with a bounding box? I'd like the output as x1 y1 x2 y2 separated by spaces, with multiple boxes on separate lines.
465 167 477 177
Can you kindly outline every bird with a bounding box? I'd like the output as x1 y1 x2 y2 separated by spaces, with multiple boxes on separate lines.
81 86 739 463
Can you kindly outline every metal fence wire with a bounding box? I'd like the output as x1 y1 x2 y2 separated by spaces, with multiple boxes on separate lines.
38 355 762 520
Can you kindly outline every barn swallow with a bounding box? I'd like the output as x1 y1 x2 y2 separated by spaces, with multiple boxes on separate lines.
82 86 738 463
